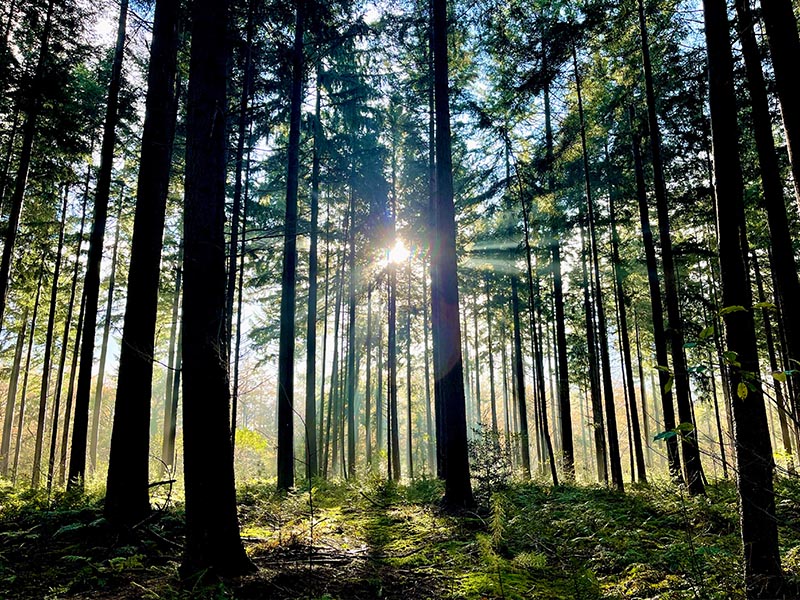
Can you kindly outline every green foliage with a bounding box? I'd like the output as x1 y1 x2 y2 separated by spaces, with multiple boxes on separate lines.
468 424 512 507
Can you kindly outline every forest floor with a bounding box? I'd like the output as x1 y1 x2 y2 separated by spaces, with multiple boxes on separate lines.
2 474 800 600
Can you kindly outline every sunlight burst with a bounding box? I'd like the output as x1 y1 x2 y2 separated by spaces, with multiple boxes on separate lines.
388 239 410 264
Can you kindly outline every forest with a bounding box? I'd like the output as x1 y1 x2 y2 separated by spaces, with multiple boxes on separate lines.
1 0 800 597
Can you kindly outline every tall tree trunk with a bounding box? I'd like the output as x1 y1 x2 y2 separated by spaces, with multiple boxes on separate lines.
365 286 373 468
305 69 322 481
633 310 653 468
0 0 54 331
753 253 794 473
630 107 681 480
472 294 481 424
58 273 87 487
423 263 434 472
485 277 498 434
47 170 89 491
574 50 622 490
12 254 45 482
734 0 800 421
276 0 305 492
608 171 646 483
580 216 607 484
345 184 357 480
68 0 129 488
161 262 182 472
1 309 27 476
703 0 784 594
31 186 68 488
388 259 400 480
89 197 123 473
637 0 703 494
406 259 413 479
225 0 255 353
431 0 472 508
180 0 253 576
511 276 531 479
759 0 800 206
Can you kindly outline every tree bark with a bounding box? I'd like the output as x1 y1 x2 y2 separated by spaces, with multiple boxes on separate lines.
31 186 68 488
630 107 681 480
703 0 784 594
1 309 27 476
68 0 128 488
637 0 703 494
511 276 531 479
276 0 305 492
180 0 253 576
431 0 472 508
104 0 180 520
89 197 123 472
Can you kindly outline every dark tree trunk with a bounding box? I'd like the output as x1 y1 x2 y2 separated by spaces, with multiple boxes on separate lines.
0 0 54 331
345 185 357 480
608 172 646 483
59 273 87 487
734 0 800 420
637 0 703 494
225 0 254 353
574 50 622 490
365 286 373 468
12 255 45 483
180 0 253 576
406 260 414 479
472 295 481 424
276 0 305 491
753 253 794 473
161 253 182 472
388 260 400 480
105 0 180 523
422 263 435 472
485 277 498 434
47 174 89 492
68 0 128 488
1 309 27 476
305 70 322 481
511 276 531 479
629 108 681 480
431 0 472 508
580 217 607 485
703 0 784 595
759 0 800 206
31 187 68 488
90 198 123 472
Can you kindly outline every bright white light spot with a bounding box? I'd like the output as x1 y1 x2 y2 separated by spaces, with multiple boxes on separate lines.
388 239 410 265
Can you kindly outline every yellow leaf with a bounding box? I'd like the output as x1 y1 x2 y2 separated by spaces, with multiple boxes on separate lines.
737 382 748 400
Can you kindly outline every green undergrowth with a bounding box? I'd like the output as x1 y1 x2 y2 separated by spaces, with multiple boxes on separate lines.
2 475 800 598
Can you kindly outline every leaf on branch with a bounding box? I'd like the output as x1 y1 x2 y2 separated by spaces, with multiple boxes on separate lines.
737 382 748 400
773 371 788 383
654 431 677 441
699 325 715 340
675 422 694 433
664 376 674 394
753 301 777 312
719 305 747 316
654 365 671 373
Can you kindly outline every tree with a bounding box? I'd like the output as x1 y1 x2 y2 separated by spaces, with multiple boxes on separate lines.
702 0 783 595
68 0 128 488
276 0 305 492
105 0 181 525
180 0 254 576
431 0 472 509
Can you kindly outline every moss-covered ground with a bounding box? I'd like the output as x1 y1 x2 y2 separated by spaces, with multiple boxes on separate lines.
2 476 800 599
